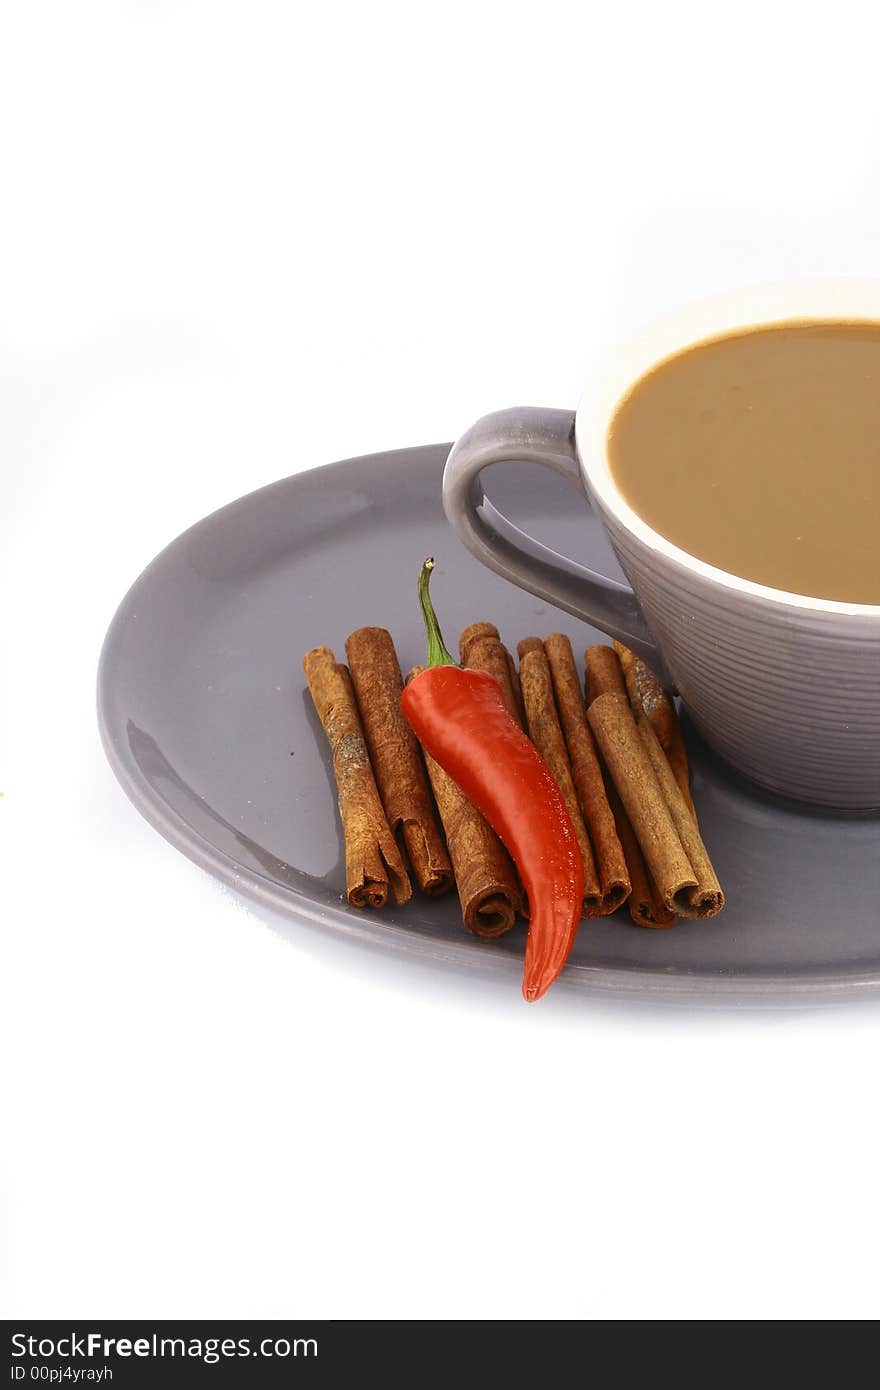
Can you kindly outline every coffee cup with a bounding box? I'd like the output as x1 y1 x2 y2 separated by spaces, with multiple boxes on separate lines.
442 281 880 810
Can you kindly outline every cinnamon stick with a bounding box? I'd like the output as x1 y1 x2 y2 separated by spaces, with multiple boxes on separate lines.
638 717 723 918
519 645 602 916
460 628 524 729
588 692 697 915
506 651 527 730
459 621 500 661
542 633 630 913
584 645 675 926
585 643 627 704
345 627 453 896
303 647 411 908
614 641 697 820
517 636 543 660
461 622 527 728
407 668 522 937
606 781 677 927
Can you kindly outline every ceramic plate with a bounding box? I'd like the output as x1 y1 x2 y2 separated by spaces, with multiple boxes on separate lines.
97 444 880 1002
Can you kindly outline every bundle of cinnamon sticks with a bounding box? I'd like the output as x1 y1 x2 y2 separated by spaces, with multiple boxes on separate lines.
303 624 723 937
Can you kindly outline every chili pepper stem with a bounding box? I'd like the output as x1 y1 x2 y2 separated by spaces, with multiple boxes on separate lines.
417 558 457 669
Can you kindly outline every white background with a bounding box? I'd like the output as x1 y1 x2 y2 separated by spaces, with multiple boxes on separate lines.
3 0 880 1320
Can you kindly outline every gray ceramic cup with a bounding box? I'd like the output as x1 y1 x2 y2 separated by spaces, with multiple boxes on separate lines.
443 282 880 810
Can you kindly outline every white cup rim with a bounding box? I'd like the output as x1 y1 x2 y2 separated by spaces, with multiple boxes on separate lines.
575 277 880 619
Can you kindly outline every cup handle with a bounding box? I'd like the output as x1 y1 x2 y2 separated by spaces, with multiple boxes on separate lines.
442 406 664 670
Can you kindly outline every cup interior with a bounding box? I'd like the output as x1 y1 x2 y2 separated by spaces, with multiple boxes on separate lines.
574 279 880 618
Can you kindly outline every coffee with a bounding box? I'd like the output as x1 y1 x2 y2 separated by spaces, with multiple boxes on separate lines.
607 321 880 604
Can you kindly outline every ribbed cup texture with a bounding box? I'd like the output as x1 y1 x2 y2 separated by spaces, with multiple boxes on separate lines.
594 500 880 811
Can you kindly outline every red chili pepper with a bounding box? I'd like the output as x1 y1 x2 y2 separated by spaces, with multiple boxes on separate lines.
401 558 583 1001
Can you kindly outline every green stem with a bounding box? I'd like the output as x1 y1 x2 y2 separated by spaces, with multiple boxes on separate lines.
417 558 457 668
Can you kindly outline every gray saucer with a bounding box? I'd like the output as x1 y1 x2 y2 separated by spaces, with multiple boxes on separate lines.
97 444 880 1003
